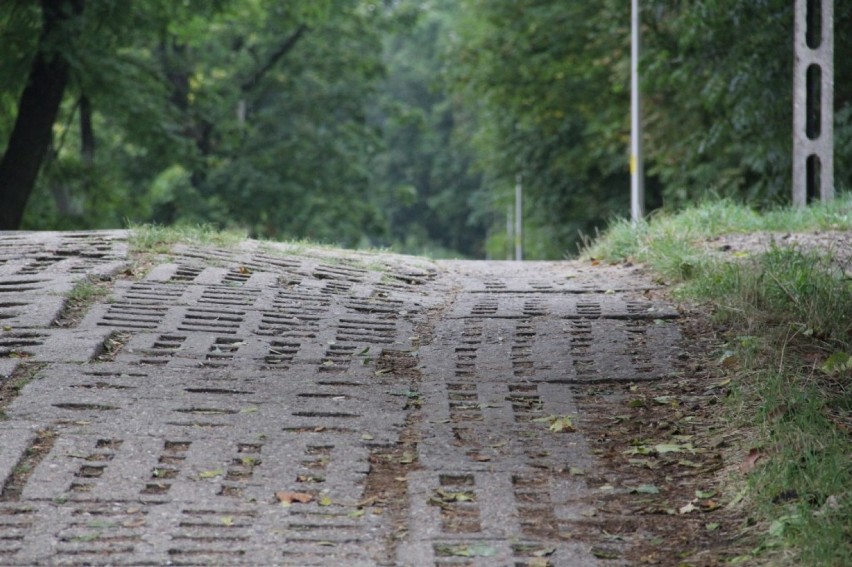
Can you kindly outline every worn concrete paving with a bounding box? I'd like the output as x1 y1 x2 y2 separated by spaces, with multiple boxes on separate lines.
0 231 683 566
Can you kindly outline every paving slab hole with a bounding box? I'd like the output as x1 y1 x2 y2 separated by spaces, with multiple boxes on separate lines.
174 407 238 415
53 403 118 411
184 388 253 395
0 428 56 501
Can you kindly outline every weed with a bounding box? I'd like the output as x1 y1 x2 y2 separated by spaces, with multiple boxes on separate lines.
53 277 112 327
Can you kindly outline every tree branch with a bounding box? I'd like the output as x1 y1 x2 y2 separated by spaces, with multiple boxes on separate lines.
240 24 307 93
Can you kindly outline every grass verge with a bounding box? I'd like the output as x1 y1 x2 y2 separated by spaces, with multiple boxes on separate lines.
586 198 852 565
127 223 248 254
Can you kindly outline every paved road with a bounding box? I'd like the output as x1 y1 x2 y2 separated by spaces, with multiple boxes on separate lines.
0 231 681 566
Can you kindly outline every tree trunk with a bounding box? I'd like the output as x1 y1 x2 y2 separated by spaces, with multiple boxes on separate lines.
79 94 95 166
0 0 83 230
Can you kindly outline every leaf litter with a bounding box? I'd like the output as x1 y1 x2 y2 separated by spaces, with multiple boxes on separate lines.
567 313 755 564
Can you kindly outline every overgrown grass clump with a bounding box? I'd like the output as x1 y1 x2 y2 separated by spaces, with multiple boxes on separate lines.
584 195 852 283
587 197 852 565
127 223 248 254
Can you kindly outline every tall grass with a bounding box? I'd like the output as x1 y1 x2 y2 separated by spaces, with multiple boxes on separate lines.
588 197 852 565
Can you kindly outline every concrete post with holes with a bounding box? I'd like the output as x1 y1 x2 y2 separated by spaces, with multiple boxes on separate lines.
793 0 834 206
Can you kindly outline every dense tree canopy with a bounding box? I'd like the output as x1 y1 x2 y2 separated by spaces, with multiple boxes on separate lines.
1 1 849 258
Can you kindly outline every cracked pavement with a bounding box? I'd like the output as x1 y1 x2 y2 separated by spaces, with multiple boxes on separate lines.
0 231 685 566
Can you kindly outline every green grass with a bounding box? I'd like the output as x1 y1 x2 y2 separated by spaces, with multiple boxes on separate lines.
127 223 248 254
67 277 111 304
584 195 852 282
588 197 852 566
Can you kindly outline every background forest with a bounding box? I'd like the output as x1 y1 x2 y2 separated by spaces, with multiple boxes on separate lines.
1 0 850 259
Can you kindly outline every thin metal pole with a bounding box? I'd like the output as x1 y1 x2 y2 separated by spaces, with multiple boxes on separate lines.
506 204 513 260
630 0 645 222
514 175 523 261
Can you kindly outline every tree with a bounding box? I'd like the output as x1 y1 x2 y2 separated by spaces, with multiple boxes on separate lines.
2 0 394 246
0 0 82 229
372 0 487 257
445 0 851 258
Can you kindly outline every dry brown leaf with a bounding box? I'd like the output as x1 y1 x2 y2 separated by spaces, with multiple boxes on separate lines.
740 448 766 474
275 491 314 505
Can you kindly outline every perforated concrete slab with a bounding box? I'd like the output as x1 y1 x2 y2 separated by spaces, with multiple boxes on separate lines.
0 232 684 566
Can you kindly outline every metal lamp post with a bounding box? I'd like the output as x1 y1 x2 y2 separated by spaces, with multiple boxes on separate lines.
631 0 645 222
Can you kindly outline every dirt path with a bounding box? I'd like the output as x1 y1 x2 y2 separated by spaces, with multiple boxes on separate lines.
0 231 742 566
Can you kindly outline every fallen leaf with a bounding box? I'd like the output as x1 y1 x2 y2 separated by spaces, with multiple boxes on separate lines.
467 544 497 557
533 415 575 432
239 406 259 414
318 495 333 506
354 496 378 508
628 458 659 469
121 518 146 528
198 469 225 479
569 467 585 476
740 448 766 474
679 502 698 514
631 484 661 495
220 516 234 526
705 522 720 531
549 415 575 432
820 351 852 374
591 547 620 559
436 489 474 502
695 489 717 499
624 445 652 456
296 474 324 483
654 443 695 455
434 543 496 558
275 491 314 505
725 487 747 509
360 433 374 441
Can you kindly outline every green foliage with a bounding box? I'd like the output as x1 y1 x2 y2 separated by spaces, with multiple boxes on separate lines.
372 0 487 257
2 1 851 258
3 0 400 248
445 0 852 258
447 0 632 259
